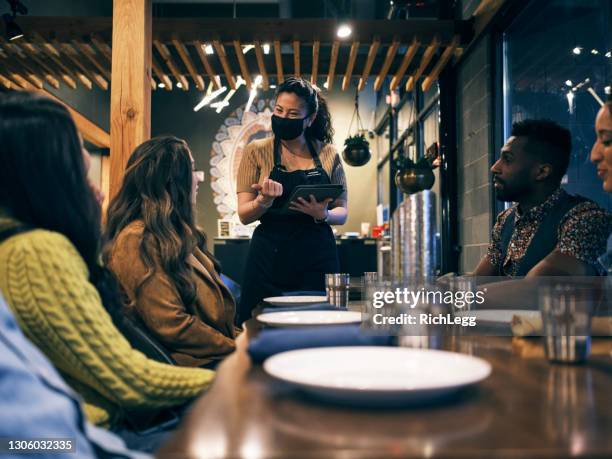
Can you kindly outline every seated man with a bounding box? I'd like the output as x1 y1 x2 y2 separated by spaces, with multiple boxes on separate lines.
474 119 612 277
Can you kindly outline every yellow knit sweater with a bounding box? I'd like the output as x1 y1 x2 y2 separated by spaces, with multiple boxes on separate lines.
0 217 216 427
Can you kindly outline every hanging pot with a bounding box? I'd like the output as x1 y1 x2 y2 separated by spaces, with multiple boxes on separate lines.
395 164 435 195
342 141 371 167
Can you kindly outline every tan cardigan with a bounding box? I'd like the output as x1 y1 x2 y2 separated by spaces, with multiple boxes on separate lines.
108 221 237 367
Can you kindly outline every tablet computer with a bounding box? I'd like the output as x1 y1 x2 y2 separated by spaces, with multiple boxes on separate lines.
281 184 344 212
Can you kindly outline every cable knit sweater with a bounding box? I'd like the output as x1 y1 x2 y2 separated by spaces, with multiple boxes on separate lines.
0 215 215 427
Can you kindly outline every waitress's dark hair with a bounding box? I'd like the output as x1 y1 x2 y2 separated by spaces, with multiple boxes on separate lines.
275 77 335 144
0 91 123 324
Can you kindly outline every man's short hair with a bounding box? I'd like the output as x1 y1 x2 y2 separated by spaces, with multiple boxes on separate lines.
510 119 571 183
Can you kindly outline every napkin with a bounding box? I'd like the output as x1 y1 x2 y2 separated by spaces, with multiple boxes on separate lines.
248 324 394 363
511 313 612 337
261 303 338 314
281 290 327 297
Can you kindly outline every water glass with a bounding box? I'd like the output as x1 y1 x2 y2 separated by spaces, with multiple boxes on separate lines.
539 284 593 363
326 273 350 309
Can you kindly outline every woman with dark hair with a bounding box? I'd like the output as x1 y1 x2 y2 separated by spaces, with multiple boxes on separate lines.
0 92 215 428
236 77 348 323
105 136 237 367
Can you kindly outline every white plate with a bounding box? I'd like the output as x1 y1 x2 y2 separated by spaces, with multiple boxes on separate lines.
263 296 328 307
257 310 362 327
264 347 491 406
456 309 540 324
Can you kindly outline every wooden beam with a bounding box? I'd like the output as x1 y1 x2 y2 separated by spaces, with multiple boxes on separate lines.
90 35 112 64
232 40 252 89
342 41 359 91
194 41 221 90
0 42 46 89
406 36 440 92
154 40 189 90
293 40 300 77
273 40 283 84
172 39 205 90
73 40 111 80
151 55 172 90
110 0 152 199
21 42 77 89
358 39 379 91
326 41 340 90
422 35 459 92
311 40 320 86
17 42 62 89
253 41 269 90
0 72 17 89
101 155 111 214
474 0 507 36
212 40 236 90
60 42 108 90
389 38 419 91
374 40 399 91
37 88 110 148
33 34 88 89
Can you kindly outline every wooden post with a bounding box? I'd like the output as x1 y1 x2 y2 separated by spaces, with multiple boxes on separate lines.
109 0 152 199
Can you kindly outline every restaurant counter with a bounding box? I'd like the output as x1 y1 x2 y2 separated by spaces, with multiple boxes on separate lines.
158 319 612 459
214 237 377 285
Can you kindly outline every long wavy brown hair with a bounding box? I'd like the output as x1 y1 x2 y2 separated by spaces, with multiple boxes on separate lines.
104 136 205 311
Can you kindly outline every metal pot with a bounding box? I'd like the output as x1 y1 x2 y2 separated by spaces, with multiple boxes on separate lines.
342 144 371 167
394 166 435 194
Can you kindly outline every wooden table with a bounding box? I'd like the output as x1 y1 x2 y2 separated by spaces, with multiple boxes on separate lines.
158 322 612 459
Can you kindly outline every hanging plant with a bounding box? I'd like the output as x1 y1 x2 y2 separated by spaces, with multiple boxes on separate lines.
394 155 435 195
342 91 371 167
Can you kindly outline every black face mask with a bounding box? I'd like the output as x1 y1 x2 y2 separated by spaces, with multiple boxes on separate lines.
271 114 308 140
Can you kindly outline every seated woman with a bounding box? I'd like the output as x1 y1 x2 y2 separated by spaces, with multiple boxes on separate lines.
104 136 237 368
0 92 215 428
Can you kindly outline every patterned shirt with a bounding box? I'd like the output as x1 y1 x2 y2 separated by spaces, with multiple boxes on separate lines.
486 188 612 276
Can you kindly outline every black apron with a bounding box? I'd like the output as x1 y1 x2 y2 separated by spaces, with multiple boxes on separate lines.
237 137 340 324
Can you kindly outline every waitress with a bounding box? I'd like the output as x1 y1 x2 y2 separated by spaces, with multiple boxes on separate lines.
235 77 348 324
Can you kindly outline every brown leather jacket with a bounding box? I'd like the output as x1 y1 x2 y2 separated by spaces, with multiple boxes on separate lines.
108 221 237 367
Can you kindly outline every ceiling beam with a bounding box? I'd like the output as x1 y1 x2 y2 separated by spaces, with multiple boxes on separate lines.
172 39 205 90
154 40 189 90
19 42 67 88
90 35 112 64
374 40 399 91
406 36 440 91
152 55 172 90
34 34 89 89
422 35 459 92
233 40 253 89
342 41 359 91
326 41 339 90
0 42 47 89
212 40 236 90
293 40 300 77
358 38 379 91
60 42 108 90
194 40 221 90
253 40 269 90
73 41 111 80
273 40 283 84
311 40 320 86
389 38 419 91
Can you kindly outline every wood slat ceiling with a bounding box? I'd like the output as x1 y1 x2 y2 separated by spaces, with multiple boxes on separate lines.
0 17 470 93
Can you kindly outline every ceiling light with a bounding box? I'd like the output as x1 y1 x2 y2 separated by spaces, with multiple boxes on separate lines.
337 23 352 39
591 49 599 55
158 82 165 89
262 43 270 55
2 14 23 41
242 44 254 54
323 81 329 89
177 82 183 89
565 80 573 87
254 75 263 86
204 44 214 55
606 51 612 58
270 84 276 89
572 46 582 55
194 85 227 111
